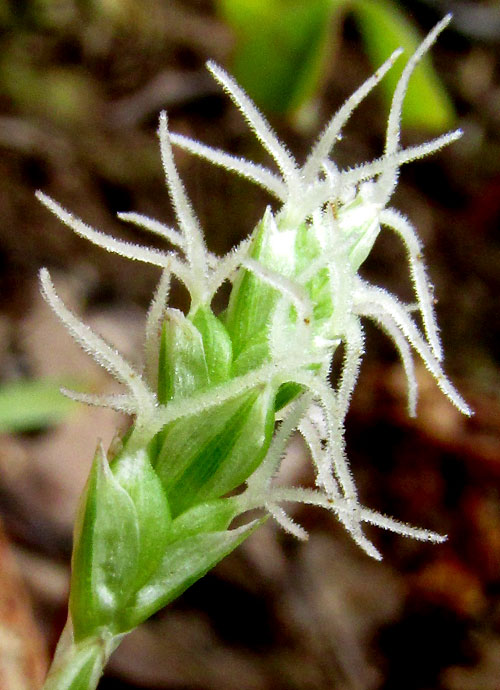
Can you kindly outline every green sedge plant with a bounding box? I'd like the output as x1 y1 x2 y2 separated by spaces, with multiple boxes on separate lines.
36 16 470 690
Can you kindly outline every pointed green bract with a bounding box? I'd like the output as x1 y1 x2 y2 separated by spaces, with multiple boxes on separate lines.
154 385 276 516
225 210 297 372
125 521 261 628
70 446 140 640
166 498 239 543
151 287 277 516
230 337 270 378
294 221 334 326
190 306 233 385
158 308 209 404
111 448 171 592
225 214 277 365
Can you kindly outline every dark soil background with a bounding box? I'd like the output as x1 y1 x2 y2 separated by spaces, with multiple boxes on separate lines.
0 1 499 689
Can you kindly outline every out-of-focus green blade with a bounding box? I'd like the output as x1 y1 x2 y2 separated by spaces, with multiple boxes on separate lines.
218 0 337 115
352 0 455 130
0 379 76 432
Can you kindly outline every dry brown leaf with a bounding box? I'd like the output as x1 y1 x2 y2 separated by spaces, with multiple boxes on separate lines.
0 518 47 690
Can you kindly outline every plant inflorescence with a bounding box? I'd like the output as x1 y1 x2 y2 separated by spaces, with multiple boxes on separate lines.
36 15 470 690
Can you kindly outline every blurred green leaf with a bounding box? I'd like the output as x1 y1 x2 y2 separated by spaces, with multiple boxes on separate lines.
219 0 455 131
0 47 100 127
218 0 338 116
0 379 76 433
351 0 455 130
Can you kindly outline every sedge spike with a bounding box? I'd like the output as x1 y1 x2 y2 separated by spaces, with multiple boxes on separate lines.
37 19 471 690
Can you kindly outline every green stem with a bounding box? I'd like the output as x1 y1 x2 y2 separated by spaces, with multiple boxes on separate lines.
43 620 122 690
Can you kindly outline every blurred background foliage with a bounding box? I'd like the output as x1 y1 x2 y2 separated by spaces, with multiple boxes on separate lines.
219 0 455 130
0 378 77 433
0 1 500 689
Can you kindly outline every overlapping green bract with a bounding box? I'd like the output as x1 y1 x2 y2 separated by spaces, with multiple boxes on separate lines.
69 303 270 642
